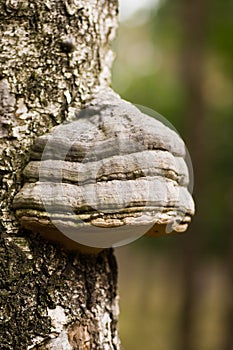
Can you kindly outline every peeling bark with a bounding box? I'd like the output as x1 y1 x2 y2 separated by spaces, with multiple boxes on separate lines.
0 0 120 349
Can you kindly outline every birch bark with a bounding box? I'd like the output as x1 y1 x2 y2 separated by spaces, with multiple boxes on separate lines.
0 1 120 349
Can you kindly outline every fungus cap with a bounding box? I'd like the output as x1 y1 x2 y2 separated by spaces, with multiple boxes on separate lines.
13 89 195 252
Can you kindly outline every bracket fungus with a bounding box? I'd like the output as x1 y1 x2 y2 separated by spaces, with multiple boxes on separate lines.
13 89 195 253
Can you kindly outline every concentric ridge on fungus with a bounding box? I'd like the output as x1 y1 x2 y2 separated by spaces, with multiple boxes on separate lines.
13 89 195 249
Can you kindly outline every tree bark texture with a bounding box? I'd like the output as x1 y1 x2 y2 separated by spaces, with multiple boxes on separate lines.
0 1 120 349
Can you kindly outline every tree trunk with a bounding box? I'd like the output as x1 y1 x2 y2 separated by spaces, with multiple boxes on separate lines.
0 1 120 349
178 0 207 349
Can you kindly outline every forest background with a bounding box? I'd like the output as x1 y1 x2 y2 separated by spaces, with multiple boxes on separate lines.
113 1 233 350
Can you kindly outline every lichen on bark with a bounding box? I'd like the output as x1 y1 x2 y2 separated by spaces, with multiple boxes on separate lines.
0 0 120 349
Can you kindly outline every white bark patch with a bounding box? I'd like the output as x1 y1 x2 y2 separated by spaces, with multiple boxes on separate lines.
15 97 28 117
47 306 68 333
46 331 73 350
96 306 113 348
64 90 72 105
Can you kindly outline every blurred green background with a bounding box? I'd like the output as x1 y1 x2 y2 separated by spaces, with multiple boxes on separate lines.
112 1 233 349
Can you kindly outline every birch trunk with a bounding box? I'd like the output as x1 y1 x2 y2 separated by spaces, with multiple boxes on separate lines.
0 1 120 349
